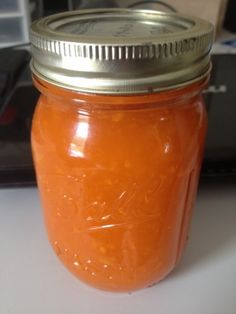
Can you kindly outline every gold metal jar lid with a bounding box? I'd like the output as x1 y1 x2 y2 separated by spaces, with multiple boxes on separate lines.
30 8 214 94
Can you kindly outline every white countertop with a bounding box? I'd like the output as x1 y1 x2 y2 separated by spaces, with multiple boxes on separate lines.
0 180 236 314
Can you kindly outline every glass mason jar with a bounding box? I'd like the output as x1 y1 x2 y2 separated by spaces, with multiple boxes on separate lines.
30 9 213 292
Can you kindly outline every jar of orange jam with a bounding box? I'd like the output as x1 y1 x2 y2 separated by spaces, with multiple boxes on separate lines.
30 9 213 292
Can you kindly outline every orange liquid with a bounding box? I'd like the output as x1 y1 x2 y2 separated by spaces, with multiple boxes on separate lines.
32 77 207 292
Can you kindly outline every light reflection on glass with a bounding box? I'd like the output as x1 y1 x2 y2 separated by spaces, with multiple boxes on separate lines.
164 142 170 154
70 118 89 158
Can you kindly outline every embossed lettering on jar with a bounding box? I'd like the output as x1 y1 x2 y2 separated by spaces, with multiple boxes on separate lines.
30 9 214 292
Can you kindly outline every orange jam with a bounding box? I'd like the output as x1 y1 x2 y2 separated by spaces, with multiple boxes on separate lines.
32 76 208 291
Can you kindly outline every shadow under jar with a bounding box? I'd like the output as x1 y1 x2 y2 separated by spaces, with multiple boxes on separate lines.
30 9 213 292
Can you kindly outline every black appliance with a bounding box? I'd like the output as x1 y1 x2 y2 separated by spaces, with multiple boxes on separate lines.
0 49 38 187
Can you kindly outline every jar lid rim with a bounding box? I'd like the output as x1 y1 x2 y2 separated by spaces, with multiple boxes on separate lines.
30 8 214 94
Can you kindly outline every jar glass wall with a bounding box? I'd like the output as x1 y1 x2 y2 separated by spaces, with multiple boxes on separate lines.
31 76 208 292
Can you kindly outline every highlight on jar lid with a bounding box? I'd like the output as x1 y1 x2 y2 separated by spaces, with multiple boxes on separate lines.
30 8 214 94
